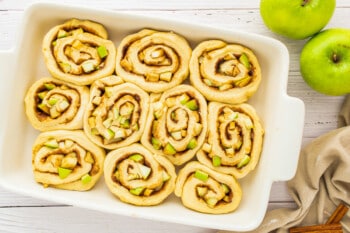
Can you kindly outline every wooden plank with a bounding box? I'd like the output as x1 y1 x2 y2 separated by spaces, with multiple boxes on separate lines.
0 206 216 233
0 0 349 10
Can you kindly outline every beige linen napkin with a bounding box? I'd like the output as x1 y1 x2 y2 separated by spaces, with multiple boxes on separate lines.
220 95 350 233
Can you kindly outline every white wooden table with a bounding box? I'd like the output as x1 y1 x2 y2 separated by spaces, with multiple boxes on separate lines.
0 1 349 232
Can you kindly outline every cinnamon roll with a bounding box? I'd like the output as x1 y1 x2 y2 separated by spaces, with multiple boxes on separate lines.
32 130 105 191
190 40 261 104
115 29 192 93
196 102 264 179
24 77 89 131
84 76 149 150
141 85 207 165
104 143 176 206
42 19 116 85
175 161 242 214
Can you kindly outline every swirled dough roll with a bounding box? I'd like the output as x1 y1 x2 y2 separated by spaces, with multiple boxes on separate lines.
42 19 116 85
190 40 261 104
115 29 192 93
84 76 149 150
175 161 242 214
197 102 264 179
32 130 105 191
141 85 207 165
24 77 89 131
104 143 176 206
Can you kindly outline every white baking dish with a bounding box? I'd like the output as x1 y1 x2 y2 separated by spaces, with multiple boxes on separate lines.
0 3 305 231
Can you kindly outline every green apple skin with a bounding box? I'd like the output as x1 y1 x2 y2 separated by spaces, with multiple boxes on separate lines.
260 0 335 40
300 28 350 96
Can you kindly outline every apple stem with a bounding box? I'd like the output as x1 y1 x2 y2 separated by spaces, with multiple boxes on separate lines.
332 53 340 63
301 0 310 7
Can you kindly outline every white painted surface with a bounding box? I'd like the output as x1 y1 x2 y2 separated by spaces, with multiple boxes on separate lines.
0 0 348 232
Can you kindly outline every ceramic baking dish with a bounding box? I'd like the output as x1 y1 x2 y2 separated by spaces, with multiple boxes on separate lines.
0 3 305 231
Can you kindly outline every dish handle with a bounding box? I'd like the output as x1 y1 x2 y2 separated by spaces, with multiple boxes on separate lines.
0 50 15 142
272 96 305 181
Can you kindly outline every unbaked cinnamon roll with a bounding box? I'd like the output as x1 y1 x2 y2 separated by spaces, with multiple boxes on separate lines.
24 77 89 131
115 29 192 93
84 76 149 150
141 85 207 165
196 102 264 179
190 40 261 104
32 130 105 191
42 19 116 85
175 161 242 214
104 143 176 206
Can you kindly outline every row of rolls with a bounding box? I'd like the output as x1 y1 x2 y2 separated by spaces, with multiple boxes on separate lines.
25 18 264 214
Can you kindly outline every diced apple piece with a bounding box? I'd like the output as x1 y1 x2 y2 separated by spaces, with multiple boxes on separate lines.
136 163 151 179
92 96 102 105
129 187 145 196
212 155 221 167
159 72 172 82
193 123 203 136
237 155 251 168
184 99 199 111
57 29 67 38
61 153 78 169
194 170 209 182
44 139 59 149
162 171 170 182
151 137 162 150
196 186 208 197
38 103 50 114
206 198 218 208
81 174 92 184
128 154 144 163
239 53 251 70
202 143 212 153
84 152 95 164
146 73 159 82
219 84 232 91
49 107 60 118
165 97 177 107
178 93 190 105
58 62 71 73
44 83 56 90
221 183 230 194
58 167 72 179
163 143 176 155
234 76 251 87
71 28 84 36
82 61 95 73
37 91 48 100
187 138 197 149
225 148 234 156
97 45 108 59
101 128 115 140
143 189 154 197
171 131 182 140
103 117 113 128
56 100 70 112
120 59 133 71
91 128 99 135
47 98 58 106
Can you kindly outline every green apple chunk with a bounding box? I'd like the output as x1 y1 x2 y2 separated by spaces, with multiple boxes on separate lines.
163 143 176 155
97 45 108 59
186 138 197 149
128 154 144 163
58 167 72 179
130 187 145 196
151 137 162 150
81 174 92 184
300 28 350 95
260 0 335 39
194 170 209 182
237 155 251 168
212 155 221 167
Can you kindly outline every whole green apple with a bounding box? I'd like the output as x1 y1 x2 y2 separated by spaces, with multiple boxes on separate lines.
260 0 335 40
300 28 350 96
